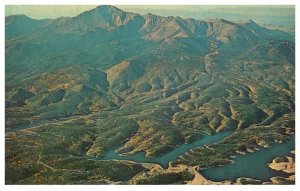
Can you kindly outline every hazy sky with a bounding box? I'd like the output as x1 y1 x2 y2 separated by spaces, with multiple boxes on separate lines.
5 5 295 28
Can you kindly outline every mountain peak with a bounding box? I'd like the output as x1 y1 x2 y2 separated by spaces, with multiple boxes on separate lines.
5 14 33 22
92 5 124 14
238 19 258 26
248 19 255 23
77 5 125 19
145 13 157 17
60 5 138 32
6 14 30 19
205 18 236 26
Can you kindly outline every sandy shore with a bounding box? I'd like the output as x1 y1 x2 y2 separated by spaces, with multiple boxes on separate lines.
186 166 211 185
140 162 231 185
140 163 208 184
268 156 295 174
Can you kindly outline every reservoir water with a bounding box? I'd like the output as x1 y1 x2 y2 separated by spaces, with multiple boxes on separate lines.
201 135 295 182
103 130 294 181
103 131 232 168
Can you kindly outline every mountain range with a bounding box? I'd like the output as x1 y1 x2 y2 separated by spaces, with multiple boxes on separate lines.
5 5 295 184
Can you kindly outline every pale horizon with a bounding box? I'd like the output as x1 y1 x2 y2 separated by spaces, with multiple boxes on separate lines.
5 5 295 28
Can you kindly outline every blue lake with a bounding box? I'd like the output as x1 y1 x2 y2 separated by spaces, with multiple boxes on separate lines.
201 135 295 181
102 130 294 182
103 131 232 168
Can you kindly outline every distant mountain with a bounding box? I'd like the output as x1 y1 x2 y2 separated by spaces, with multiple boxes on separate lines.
6 6 293 41
5 5 295 184
5 14 51 40
5 5 293 76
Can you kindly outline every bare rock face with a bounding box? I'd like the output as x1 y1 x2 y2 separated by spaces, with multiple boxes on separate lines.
268 152 295 185
268 156 295 174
